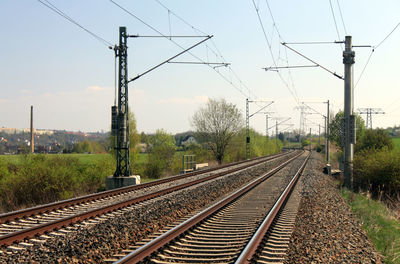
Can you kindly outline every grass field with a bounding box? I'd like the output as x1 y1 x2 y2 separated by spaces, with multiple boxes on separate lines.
393 137 400 150
341 188 400 263
0 153 149 166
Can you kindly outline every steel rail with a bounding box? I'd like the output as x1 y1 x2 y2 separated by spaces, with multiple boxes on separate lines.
115 151 305 263
235 152 311 264
0 151 296 247
0 151 290 225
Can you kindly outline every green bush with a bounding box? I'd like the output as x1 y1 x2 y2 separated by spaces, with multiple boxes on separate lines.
355 129 393 153
315 145 323 152
0 154 114 212
224 128 282 162
354 148 400 197
301 139 310 148
144 129 176 178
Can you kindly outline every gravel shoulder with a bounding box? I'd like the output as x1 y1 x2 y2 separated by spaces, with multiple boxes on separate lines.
285 152 383 264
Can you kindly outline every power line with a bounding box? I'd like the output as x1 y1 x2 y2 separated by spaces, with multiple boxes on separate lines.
156 0 263 101
37 0 113 48
111 0 253 99
264 0 300 101
374 22 400 50
355 22 399 89
354 49 373 89
251 0 300 104
328 0 343 50
336 0 347 35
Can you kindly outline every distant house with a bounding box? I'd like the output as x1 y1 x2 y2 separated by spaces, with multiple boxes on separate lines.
182 136 197 147
136 143 148 153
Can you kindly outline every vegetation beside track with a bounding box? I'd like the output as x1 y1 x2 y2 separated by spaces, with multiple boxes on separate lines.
0 134 283 212
0 154 114 212
392 137 400 150
340 188 400 264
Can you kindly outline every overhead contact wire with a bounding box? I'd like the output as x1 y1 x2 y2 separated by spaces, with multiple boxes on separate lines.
110 0 252 98
37 0 113 47
251 0 300 104
154 0 258 100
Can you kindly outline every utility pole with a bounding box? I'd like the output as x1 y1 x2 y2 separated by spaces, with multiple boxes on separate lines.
246 98 250 159
108 27 213 188
112 26 130 177
318 124 321 146
30 105 34 153
263 112 274 140
309 128 312 151
326 100 330 165
275 120 278 148
343 36 355 189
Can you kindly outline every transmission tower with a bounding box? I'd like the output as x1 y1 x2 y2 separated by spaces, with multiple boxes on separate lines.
294 105 312 138
357 108 385 129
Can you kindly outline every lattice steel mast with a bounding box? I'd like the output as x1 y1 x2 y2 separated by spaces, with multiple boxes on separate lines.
112 27 130 177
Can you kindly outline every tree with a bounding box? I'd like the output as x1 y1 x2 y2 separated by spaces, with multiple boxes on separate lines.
191 98 244 164
140 132 148 144
355 129 393 152
329 110 365 149
145 129 176 178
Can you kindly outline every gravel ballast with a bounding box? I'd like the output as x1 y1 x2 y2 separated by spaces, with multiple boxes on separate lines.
285 152 383 263
0 152 300 263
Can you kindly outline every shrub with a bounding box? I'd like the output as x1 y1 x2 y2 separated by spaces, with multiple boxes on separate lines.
355 129 393 153
353 148 400 197
0 154 114 212
315 145 323 152
144 129 176 178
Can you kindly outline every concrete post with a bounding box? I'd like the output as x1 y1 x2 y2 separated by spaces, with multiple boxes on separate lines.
327 100 330 164
276 120 278 149
246 98 250 159
343 36 355 189
30 106 34 153
318 124 321 146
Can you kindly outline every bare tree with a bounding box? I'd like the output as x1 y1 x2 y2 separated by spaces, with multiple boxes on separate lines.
191 98 244 164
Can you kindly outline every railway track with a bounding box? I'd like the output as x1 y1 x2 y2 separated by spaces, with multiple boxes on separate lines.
0 150 296 250
114 151 310 263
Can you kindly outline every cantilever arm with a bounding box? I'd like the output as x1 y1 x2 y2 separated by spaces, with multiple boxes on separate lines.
128 35 212 83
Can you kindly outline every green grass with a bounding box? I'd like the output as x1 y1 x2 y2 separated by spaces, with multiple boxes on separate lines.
392 137 400 151
340 188 400 263
62 153 113 164
0 153 149 166
0 155 22 164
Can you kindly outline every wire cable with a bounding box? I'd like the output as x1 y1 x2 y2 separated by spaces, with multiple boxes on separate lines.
355 22 399 90
110 0 253 99
37 0 113 47
154 0 258 100
374 22 400 50
354 49 373 89
264 0 300 101
336 0 347 35
328 0 343 50
251 0 300 104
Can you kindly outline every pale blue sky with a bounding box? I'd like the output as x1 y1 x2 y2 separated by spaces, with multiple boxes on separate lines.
0 0 399 134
